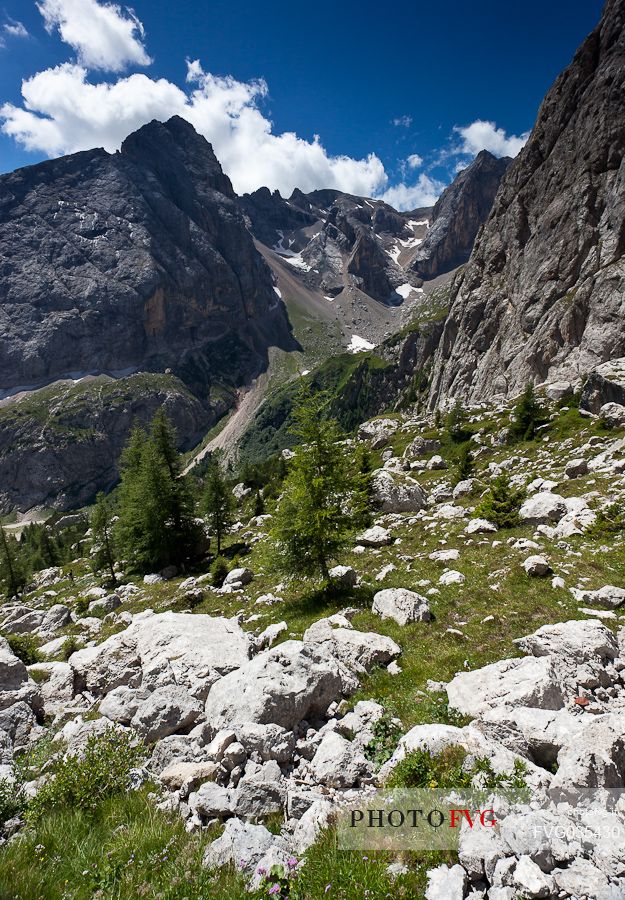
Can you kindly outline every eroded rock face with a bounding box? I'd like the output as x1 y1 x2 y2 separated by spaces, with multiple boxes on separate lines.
410 150 511 281
430 0 625 403
0 115 297 512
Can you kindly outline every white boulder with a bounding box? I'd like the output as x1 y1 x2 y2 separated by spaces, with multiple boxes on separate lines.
372 588 431 625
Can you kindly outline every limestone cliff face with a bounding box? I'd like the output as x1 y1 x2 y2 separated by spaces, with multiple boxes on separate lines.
409 151 511 281
0 116 294 395
429 0 625 404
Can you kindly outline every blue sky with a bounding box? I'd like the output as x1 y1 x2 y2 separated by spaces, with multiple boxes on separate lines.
0 0 603 208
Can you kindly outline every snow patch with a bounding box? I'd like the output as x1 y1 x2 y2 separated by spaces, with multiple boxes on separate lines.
395 283 425 299
273 286 282 298
348 335 376 353
282 254 311 270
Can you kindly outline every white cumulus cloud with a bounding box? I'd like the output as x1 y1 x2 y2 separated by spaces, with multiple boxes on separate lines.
380 174 445 210
0 0 448 209
454 119 529 158
36 0 151 71
1 60 389 198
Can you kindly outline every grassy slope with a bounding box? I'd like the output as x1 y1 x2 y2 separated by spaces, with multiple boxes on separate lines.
2 405 625 898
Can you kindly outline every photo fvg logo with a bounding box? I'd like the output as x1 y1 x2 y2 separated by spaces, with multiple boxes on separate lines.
336 790 514 851
349 806 497 830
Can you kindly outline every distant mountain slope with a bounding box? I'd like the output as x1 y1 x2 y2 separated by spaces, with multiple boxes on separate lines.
0 115 294 397
430 0 625 404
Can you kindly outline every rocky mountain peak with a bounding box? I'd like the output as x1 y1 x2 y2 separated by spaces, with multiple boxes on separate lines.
120 115 235 199
409 149 511 280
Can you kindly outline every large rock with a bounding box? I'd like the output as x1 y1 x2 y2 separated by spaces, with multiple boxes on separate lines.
425 863 467 900
0 636 39 712
233 762 287 821
303 617 400 675
130 685 203 742
69 611 253 700
550 712 625 800
0 605 45 635
370 469 427 513
235 723 295 763
514 619 618 664
519 493 568 525
357 526 393 547
572 585 625 609
447 655 565 719
580 359 625 413
599 401 625 428
27 661 74 717
202 818 291 889
372 588 431 625
204 640 343 730
190 782 233 819
358 418 399 448
522 555 552 577
306 731 372 788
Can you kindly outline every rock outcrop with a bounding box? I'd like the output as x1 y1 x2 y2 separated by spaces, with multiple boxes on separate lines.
409 150 511 280
430 0 625 404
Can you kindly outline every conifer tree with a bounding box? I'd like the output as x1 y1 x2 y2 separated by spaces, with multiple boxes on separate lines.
0 528 27 598
114 415 198 573
202 454 234 555
455 443 475 484
510 383 547 442
90 492 117 584
271 389 369 583
475 474 526 529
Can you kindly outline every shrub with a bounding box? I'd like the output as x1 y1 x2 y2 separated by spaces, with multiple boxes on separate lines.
27 667 52 685
210 556 229 588
386 746 473 790
73 596 89 616
588 502 625 537
387 747 529 800
61 635 80 660
445 401 473 444
475 474 526 528
253 491 265 517
28 729 144 822
363 715 403 768
0 777 25 827
3 632 40 665
509 383 547 442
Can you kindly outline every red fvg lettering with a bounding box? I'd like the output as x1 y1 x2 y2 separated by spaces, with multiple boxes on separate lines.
449 809 497 828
